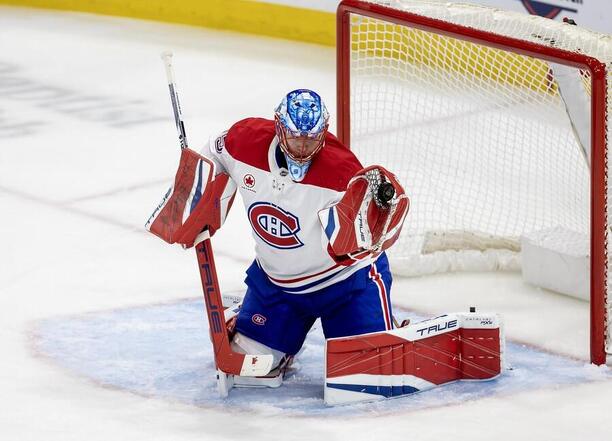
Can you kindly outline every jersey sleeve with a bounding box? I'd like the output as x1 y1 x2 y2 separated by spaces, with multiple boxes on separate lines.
195 130 238 234
200 130 230 176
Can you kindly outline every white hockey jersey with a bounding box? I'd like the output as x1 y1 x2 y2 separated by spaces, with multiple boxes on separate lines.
204 118 374 294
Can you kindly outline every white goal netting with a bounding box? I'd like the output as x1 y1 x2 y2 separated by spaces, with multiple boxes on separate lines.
341 0 612 359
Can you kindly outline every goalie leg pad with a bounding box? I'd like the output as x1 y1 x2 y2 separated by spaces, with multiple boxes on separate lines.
217 294 289 397
224 333 290 391
217 354 295 396
231 332 286 369
324 312 503 406
217 329 293 396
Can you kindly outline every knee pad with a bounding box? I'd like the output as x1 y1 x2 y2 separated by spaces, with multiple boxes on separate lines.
231 332 286 369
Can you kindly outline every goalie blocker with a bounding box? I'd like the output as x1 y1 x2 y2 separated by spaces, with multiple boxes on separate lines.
324 311 504 406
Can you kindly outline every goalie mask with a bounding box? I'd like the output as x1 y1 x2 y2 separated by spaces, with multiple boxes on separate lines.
274 89 330 179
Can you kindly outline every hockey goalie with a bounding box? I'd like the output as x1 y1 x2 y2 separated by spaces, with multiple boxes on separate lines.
146 88 504 405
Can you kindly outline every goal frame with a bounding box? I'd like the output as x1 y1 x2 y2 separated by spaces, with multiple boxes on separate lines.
336 0 608 365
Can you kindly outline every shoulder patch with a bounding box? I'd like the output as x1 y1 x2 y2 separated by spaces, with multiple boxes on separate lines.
214 132 227 154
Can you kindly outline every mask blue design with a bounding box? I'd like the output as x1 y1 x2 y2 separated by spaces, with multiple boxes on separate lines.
274 89 329 164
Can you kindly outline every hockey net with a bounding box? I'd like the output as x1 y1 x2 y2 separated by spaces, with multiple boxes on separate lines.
337 0 611 364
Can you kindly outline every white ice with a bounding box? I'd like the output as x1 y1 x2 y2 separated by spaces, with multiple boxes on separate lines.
1 6 611 441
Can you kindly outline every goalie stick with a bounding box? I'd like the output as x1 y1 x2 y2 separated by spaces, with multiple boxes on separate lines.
161 51 188 150
160 52 274 384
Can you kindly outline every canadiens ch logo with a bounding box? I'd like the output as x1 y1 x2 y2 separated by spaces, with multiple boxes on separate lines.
252 314 267 326
248 202 303 249
243 174 255 188
215 132 227 154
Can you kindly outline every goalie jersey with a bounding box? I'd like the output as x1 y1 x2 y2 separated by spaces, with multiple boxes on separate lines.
204 117 377 294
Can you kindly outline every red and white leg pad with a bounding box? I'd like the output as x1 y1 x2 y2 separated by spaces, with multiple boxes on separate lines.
324 312 504 406
216 294 293 397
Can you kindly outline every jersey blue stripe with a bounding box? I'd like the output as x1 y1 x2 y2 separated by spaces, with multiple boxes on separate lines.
271 266 346 293
324 208 336 240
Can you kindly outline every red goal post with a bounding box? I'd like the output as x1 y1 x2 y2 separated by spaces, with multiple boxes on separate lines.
336 0 609 365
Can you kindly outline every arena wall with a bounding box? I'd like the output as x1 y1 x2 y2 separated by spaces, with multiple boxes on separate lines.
0 1 607 46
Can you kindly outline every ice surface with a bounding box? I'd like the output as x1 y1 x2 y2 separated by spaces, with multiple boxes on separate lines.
32 300 611 417
1 5 611 441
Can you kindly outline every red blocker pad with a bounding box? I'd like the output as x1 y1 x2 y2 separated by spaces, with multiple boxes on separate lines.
324 312 503 406
145 148 236 246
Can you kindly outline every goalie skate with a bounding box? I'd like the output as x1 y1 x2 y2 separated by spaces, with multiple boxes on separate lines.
217 355 295 397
